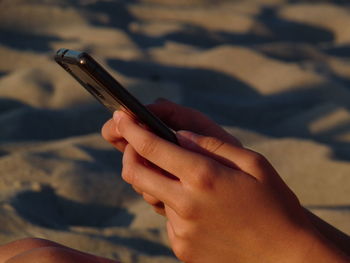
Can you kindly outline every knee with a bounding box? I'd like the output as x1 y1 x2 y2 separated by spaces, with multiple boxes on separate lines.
5 238 59 250
6 247 76 263
0 238 62 263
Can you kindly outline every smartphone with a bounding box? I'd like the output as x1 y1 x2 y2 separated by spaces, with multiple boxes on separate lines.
54 48 178 144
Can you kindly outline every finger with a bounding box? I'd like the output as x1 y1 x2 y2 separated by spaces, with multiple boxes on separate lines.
166 220 177 246
164 205 191 235
116 111 219 182
166 212 193 261
122 144 183 210
147 99 241 146
176 130 239 169
101 119 127 152
177 130 277 181
151 203 166 216
142 192 162 206
132 185 143 195
142 193 166 216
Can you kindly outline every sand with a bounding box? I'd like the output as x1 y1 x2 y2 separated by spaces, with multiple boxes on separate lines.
0 0 349 262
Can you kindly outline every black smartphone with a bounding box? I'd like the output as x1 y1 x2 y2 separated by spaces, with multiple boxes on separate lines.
54 48 178 144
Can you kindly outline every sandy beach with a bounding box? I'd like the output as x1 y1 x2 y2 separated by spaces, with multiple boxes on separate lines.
0 0 349 262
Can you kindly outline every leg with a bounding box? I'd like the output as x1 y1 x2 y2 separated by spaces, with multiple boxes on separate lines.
6 247 115 263
0 238 118 263
0 238 63 262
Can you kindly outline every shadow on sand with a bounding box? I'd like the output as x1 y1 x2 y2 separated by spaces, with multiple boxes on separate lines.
0 30 62 52
11 186 134 228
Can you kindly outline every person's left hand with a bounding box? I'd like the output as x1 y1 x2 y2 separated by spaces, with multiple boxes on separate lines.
114 110 347 263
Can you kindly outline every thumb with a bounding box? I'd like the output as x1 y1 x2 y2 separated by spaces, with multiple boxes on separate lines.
176 130 239 169
176 131 278 182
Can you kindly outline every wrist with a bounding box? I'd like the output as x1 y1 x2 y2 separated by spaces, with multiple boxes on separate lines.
304 208 350 257
281 225 350 263
302 230 349 263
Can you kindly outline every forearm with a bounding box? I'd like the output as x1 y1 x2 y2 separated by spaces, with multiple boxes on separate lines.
305 208 350 257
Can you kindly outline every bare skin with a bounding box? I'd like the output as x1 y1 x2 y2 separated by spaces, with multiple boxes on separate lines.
110 100 349 263
102 99 350 259
0 238 118 263
1 99 349 262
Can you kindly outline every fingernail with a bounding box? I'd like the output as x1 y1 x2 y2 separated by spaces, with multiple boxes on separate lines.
176 130 200 148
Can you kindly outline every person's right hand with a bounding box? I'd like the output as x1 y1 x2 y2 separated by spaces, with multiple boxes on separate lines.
101 98 241 152
101 99 242 215
113 111 349 263
102 99 350 259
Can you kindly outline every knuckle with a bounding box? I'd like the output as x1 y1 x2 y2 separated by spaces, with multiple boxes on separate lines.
176 199 199 220
121 145 137 184
174 224 197 240
143 193 160 206
246 150 268 167
121 164 136 184
100 119 115 141
153 205 166 216
198 136 225 154
137 135 158 158
190 161 216 190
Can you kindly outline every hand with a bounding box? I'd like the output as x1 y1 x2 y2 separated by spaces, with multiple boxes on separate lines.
101 98 241 153
114 110 349 263
0 238 117 263
101 99 241 215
